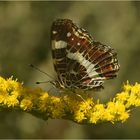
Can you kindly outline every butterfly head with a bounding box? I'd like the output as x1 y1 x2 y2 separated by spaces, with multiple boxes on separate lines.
50 80 65 89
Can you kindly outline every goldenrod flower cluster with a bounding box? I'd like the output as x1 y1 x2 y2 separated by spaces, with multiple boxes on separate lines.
0 76 140 124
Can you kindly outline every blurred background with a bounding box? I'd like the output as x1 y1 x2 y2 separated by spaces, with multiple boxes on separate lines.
0 1 140 138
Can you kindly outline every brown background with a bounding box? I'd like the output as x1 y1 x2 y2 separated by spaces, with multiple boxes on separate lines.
0 1 140 138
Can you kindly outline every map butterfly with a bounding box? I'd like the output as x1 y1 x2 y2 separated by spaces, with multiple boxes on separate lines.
51 19 120 90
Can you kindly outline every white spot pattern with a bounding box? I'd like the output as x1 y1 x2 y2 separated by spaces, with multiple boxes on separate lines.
77 42 80 46
52 40 67 49
67 51 98 78
67 32 71 37
52 31 57 34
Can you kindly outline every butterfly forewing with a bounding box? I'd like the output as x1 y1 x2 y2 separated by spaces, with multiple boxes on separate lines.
51 19 120 90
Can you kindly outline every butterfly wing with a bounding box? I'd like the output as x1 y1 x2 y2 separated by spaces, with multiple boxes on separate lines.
51 19 120 89
51 19 72 87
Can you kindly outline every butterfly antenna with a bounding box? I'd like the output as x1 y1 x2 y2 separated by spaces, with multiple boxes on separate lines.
29 64 54 80
36 81 51 84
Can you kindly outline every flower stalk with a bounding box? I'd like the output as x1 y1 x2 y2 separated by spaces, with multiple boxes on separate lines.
0 76 140 124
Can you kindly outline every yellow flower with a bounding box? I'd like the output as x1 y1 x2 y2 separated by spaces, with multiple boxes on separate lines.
116 91 129 102
89 104 105 124
131 83 140 95
47 96 65 119
102 111 114 122
134 99 140 106
0 91 8 104
74 99 93 122
20 99 33 111
38 93 49 112
0 91 19 107
6 95 19 107
107 101 126 114
123 81 132 92
119 112 129 122
0 76 140 125
126 94 137 107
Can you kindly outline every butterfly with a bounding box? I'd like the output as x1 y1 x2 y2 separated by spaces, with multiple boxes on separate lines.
51 19 120 90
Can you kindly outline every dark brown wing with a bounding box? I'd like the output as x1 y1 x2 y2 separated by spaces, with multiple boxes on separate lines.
51 19 120 89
